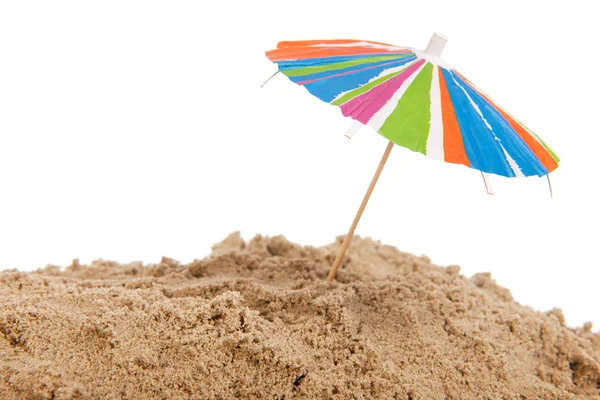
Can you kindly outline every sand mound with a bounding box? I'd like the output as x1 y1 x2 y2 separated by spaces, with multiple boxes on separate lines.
1 233 599 399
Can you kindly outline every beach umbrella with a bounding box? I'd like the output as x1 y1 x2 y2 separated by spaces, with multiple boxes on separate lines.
263 33 560 282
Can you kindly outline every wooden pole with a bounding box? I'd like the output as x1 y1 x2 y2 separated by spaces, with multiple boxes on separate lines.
327 140 394 282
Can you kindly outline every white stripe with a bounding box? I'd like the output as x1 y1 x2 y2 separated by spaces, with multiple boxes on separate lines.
426 65 444 160
330 58 421 104
449 72 524 177
366 62 427 131
501 145 525 177
310 41 413 52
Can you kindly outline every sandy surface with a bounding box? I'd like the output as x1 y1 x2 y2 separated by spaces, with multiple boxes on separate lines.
1 232 599 399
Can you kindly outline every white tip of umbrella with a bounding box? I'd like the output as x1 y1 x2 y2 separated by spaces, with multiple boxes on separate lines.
425 32 448 58
345 120 362 139
481 172 494 195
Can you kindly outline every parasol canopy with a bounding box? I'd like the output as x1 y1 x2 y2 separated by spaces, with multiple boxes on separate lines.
265 37 559 178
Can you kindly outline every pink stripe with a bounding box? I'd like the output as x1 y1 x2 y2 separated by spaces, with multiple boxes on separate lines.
340 59 425 124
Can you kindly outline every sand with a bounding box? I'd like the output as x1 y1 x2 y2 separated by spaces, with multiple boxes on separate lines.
1 233 599 399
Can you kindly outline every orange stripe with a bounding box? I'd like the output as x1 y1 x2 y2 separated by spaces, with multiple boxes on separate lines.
455 72 558 172
276 39 395 49
266 46 409 62
438 68 470 167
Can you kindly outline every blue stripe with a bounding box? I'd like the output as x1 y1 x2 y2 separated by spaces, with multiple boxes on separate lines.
287 56 417 83
297 57 418 103
450 72 548 177
441 68 515 177
276 53 415 70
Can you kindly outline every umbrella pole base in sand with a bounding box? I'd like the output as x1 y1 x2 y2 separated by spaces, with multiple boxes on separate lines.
327 140 394 282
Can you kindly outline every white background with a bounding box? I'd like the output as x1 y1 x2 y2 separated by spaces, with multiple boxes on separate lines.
0 1 598 329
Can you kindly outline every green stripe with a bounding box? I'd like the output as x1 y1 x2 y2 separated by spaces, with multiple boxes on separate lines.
379 62 434 155
330 66 410 106
283 54 412 78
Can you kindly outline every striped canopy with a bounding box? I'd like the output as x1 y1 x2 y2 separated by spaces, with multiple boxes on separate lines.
265 39 559 178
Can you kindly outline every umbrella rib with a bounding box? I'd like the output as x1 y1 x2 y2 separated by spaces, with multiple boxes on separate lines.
260 70 280 88
481 172 494 195
345 121 362 139
327 140 394 282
